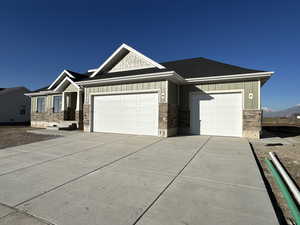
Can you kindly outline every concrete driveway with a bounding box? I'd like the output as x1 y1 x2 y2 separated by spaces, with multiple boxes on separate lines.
0 133 279 225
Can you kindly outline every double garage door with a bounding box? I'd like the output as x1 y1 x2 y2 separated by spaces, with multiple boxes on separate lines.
93 93 158 136
190 92 243 137
92 91 243 137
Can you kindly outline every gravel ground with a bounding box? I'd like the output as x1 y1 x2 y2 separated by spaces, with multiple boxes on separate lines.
0 126 59 149
250 131 300 225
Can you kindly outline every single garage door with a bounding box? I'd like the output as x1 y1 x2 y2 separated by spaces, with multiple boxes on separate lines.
93 92 159 136
190 92 243 137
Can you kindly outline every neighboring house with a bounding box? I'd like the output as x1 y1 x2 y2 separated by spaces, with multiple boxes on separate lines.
25 44 273 138
0 87 30 124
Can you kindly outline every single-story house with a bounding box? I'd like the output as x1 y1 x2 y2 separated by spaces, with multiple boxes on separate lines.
0 86 31 124
25 44 273 138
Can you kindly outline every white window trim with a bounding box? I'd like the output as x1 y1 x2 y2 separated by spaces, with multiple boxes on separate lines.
90 43 166 78
36 96 46 113
52 95 63 113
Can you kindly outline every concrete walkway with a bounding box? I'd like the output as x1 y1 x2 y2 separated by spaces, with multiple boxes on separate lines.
0 133 279 225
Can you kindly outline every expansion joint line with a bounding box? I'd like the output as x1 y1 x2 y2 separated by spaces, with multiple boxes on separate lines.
14 138 163 208
132 136 211 225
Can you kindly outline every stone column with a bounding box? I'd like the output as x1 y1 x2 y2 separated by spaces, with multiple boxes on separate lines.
158 103 178 137
243 110 262 139
83 104 91 132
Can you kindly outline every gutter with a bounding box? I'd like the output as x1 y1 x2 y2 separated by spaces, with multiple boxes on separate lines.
185 72 274 83
25 71 274 96
76 71 187 86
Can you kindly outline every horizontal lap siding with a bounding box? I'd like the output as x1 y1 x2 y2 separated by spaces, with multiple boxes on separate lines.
180 80 259 110
85 81 167 104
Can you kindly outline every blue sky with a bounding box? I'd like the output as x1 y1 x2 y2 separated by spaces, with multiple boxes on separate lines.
0 0 299 110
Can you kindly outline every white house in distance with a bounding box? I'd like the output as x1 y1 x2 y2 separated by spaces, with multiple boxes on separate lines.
0 87 31 124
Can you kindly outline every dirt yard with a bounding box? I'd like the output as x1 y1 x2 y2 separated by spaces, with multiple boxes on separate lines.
0 126 58 149
250 131 300 225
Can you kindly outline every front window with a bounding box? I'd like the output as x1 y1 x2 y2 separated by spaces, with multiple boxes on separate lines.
37 97 45 113
53 96 62 113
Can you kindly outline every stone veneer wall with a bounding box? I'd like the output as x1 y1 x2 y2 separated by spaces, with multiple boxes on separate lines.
31 110 83 129
243 110 262 139
31 92 83 129
83 104 91 132
75 111 83 130
31 110 64 128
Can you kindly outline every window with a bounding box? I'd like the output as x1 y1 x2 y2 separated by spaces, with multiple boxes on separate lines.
53 96 62 113
37 97 45 113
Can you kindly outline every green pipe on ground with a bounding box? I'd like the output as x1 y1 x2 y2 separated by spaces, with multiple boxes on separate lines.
265 158 300 225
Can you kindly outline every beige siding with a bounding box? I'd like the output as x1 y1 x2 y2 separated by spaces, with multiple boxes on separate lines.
85 81 167 104
109 51 154 73
64 83 78 92
31 96 36 112
180 80 260 110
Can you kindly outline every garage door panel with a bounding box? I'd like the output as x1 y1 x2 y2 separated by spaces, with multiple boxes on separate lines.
93 93 158 136
191 92 242 137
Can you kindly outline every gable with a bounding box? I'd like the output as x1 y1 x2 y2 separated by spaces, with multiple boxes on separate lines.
48 70 75 90
90 44 165 78
108 51 154 73
53 77 79 92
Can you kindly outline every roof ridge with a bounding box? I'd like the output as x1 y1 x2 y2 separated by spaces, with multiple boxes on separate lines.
160 57 204 64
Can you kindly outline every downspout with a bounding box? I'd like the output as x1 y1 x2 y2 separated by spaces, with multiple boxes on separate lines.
265 159 300 225
269 152 300 205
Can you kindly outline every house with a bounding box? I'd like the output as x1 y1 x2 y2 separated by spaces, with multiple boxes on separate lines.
25 44 273 138
0 86 31 124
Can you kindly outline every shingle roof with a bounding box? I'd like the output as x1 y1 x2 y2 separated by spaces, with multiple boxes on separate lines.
31 57 267 93
66 70 91 81
160 57 265 79
84 57 265 80
84 67 171 81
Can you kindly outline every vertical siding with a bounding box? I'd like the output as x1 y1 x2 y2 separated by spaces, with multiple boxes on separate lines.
85 81 167 104
180 80 259 110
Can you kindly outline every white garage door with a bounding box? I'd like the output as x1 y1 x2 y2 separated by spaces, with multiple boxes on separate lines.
93 93 159 136
190 92 243 137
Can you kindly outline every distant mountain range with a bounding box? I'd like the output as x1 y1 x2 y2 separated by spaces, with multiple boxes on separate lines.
263 105 300 118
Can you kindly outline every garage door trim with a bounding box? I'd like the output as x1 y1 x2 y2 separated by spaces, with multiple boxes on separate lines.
189 89 244 137
90 89 160 133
